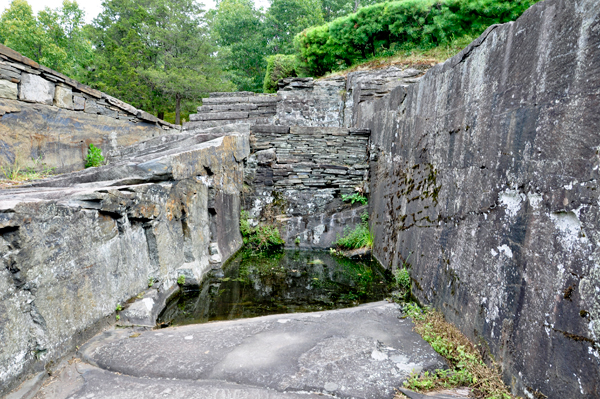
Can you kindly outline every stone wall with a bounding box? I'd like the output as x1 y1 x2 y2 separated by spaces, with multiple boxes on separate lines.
0 44 179 175
360 0 600 397
0 128 249 396
244 125 370 248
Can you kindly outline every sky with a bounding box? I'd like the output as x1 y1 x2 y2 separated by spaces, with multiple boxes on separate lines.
0 0 271 23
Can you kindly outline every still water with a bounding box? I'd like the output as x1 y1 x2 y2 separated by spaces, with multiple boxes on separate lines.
158 250 392 327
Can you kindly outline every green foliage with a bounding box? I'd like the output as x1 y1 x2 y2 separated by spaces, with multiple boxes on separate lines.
335 213 373 250
86 0 232 122
84 144 104 168
263 54 300 93
0 0 92 77
341 192 368 205
403 304 513 398
212 0 268 92
0 155 55 184
295 0 540 76
148 277 155 288
266 0 325 54
115 303 123 311
177 275 186 285
240 210 285 252
395 267 410 290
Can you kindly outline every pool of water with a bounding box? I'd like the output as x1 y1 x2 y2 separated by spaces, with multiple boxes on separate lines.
157 250 392 327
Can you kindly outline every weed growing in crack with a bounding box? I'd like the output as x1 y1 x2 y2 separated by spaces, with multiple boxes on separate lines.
85 144 105 168
400 304 513 399
335 212 373 250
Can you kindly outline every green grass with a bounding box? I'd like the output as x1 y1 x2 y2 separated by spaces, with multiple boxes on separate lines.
400 304 514 399
0 156 56 186
240 210 285 252
335 213 373 250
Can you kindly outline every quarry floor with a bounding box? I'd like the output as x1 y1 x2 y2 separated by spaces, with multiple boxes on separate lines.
19 302 469 399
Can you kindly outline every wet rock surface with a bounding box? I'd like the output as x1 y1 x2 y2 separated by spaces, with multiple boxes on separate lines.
35 302 446 399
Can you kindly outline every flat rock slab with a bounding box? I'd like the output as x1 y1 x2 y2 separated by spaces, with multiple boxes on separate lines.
72 302 445 399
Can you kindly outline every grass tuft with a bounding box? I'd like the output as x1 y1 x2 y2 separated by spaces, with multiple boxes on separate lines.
335 212 373 250
240 209 285 252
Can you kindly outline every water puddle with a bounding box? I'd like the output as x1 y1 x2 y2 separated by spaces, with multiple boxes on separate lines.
158 250 392 327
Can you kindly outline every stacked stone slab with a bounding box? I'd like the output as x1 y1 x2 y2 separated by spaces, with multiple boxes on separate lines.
0 44 180 174
276 77 346 127
184 92 277 131
250 125 369 194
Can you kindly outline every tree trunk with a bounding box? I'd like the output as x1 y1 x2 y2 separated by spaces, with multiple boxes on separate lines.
354 0 359 12
175 94 181 125
157 111 164 120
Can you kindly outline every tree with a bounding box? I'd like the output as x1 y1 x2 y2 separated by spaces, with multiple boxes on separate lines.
0 0 92 77
37 1 94 79
88 0 232 123
140 0 233 124
212 0 268 92
85 0 156 110
0 0 66 72
265 0 325 54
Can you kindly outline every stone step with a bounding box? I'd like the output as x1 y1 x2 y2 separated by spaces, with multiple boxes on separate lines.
197 103 258 112
202 95 277 105
189 111 249 121
210 91 255 97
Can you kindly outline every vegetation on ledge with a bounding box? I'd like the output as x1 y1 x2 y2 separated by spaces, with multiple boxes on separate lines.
399 304 514 399
240 209 285 252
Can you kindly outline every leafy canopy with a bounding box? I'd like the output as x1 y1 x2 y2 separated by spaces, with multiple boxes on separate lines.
0 0 92 77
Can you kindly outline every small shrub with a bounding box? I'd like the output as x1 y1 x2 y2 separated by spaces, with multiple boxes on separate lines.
177 275 185 285
148 277 155 287
85 144 105 168
342 192 368 205
115 303 123 311
335 213 373 250
263 54 301 93
240 209 285 252
295 0 540 76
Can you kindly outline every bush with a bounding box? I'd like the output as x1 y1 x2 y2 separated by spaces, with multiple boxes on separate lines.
341 192 368 205
335 212 373 250
295 0 539 76
240 210 285 252
263 54 300 93
85 143 105 168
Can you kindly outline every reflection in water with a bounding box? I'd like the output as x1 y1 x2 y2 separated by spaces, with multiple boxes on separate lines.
158 250 391 327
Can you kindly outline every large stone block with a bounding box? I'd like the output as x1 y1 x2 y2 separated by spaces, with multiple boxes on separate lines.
0 79 17 99
364 0 600 397
53 84 73 109
18 73 54 104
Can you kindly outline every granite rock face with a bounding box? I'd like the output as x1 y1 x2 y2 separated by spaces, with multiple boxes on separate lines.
0 128 249 397
0 99 170 174
361 0 600 397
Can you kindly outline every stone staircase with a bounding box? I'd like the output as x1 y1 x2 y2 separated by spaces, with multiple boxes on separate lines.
183 91 277 131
